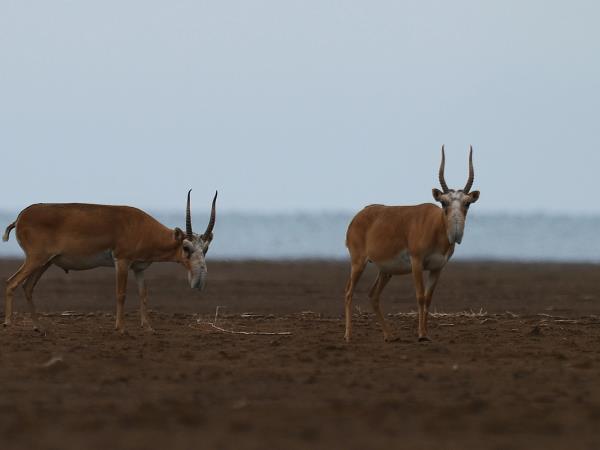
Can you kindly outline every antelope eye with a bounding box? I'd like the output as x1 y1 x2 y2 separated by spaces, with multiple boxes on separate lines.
183 242 195 256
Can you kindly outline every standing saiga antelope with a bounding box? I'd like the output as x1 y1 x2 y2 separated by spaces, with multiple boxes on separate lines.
344 146 480 342
2 190 217 332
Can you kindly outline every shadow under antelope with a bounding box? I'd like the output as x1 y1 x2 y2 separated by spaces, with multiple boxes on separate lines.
344 146 480 342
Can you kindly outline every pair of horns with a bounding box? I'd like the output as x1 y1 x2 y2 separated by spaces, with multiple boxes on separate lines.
438 145 474 194
186 190 217 241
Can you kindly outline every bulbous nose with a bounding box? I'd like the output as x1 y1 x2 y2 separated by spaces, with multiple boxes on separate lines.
190 270 207 290
447 210 466 245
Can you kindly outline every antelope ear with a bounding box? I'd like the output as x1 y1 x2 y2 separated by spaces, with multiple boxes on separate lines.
469 191 480 203
174 227 185 243
432 188 444 202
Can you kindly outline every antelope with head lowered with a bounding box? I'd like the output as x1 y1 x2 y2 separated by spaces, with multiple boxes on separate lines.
344 147 480 342
2 190 217 332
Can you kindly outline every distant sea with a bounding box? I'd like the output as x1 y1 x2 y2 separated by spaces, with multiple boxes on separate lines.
0 210 599 263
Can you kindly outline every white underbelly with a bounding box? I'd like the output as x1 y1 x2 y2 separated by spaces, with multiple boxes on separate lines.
376 250 412 274
53 251 115 271
375 250 450 274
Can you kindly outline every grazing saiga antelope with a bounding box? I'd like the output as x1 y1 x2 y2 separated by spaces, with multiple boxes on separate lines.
2 190 217 332
344 146 480 342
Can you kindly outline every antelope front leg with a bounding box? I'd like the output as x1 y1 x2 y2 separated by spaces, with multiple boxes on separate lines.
114 259 130 332
410 257 428 341
134 269 153 332
423 269 443 336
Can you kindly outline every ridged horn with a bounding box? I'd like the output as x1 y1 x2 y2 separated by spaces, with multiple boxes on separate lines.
203 191 217 238
439 145 449 193
186 189 193 240
463 146 474 193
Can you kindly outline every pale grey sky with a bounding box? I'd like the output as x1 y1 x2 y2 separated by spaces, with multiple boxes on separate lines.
1 1 599 213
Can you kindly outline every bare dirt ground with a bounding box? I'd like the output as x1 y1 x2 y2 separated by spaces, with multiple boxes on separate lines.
1 259 600 449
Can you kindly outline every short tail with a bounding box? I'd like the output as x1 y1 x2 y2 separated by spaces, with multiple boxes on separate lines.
3 221 16 242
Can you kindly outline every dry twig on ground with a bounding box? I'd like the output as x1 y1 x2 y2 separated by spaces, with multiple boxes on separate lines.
195 306 292 336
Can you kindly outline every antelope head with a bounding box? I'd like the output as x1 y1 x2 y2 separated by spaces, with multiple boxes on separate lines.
180 190 217 290
432 146 480 245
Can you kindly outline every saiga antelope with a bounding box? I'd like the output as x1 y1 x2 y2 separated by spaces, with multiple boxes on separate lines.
2 190 217 332
344 147 480 342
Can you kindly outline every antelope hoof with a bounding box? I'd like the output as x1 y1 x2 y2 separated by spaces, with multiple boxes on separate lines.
141 315 154 332
418 336 431 343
